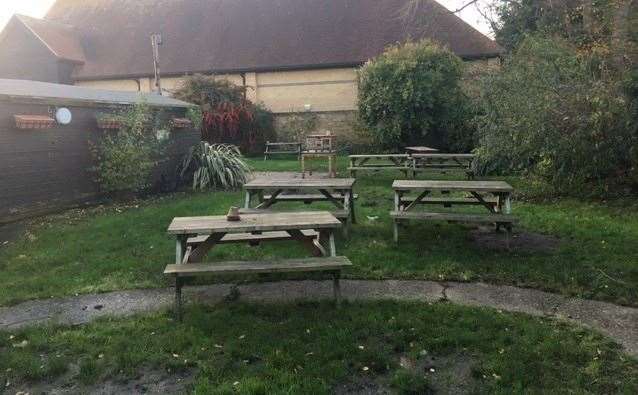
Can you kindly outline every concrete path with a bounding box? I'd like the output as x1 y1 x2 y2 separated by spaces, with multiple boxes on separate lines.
1 280 636 357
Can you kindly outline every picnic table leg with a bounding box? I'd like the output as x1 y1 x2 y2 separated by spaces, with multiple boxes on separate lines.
174 276 183 321
244 190 252 209
393 191 401 243
329 231 337 257
349 191 357 225
329 155 336 178
301 155 306 178
333 271 342 306
175 235 187 265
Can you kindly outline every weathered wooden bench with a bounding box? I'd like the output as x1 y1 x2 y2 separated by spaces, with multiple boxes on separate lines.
262 193 359 203
164 256 352 320
264 141 302 160
187 229 318 247
348 154 411 177
399 197 498 209
411 154 476 179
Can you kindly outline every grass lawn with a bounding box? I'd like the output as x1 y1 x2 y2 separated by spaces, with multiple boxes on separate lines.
0 157 637 306
2 301 636 393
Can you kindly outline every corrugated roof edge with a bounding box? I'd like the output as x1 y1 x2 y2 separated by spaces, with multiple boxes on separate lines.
0 79 195 108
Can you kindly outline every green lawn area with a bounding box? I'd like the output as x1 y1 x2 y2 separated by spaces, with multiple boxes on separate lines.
2 301 636 393
0 157 637 307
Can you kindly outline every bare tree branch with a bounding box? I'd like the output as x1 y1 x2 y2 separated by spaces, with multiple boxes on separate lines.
450 0 481 14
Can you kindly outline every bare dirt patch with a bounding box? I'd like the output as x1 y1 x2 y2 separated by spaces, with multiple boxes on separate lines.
8 368 194 395
469 227 561 253
333 375 392 395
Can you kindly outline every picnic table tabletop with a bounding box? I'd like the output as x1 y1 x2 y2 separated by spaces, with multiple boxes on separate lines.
349 154 410 158
411 153 475 159
405 146 439 154
167 211 342 235
392 180 514 193
244 178 356 190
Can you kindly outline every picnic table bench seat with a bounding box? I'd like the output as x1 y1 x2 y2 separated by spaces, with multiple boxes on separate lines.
187 229 318 246
262 193 359 202
164 256 352 320
390 211 517 224
400 197 498 208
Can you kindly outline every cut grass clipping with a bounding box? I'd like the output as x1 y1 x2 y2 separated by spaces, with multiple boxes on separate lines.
1 301 636 393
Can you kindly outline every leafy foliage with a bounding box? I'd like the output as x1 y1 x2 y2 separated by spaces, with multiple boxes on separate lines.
357 40 469 150
492 0 616 51
90 102 166 193
180 142 250 190
173 74 275 154
475 35 636 195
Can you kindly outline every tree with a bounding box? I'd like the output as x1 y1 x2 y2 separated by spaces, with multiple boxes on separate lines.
475 35 636 195
357 40 468 150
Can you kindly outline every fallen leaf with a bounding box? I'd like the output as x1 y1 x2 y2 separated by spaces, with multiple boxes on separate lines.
12 340 28 348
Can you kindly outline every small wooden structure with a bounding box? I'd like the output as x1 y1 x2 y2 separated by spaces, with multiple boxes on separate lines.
390 180 516 248
264 141 302 160
0 78 198 223
165 211 351 320
302 132 337 178
243 177 357 236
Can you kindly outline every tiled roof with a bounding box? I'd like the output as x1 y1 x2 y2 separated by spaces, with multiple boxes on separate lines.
41 0 503 80
15 14 85 64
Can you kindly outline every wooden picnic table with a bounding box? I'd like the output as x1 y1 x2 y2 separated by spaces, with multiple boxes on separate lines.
348 154 411 177
165 211 350 320
405 146 439 155
243 177 357 235
411 153 476 178
168 211 343 263
390 180 516 246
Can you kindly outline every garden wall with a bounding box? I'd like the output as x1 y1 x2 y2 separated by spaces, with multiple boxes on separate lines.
273 110 374 153
0 101 199 223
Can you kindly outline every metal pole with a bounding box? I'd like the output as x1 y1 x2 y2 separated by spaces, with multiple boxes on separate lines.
151 33 162 95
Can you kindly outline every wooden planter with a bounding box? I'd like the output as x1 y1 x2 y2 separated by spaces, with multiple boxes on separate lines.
97 119 122 130
171 117 193 129
14 115 56 130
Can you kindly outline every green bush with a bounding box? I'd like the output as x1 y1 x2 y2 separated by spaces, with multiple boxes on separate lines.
91 102 166 193
475 35 636 196
357 39 469 150
180 143 250 190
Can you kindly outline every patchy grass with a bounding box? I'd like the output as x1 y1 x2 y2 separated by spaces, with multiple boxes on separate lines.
0 157 637 306
1 301 636 393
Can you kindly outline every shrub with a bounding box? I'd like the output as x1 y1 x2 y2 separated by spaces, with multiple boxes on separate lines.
475 35 636 196
173 74 275 154
357 39 469 150
180 143 250 190
91 102 166 194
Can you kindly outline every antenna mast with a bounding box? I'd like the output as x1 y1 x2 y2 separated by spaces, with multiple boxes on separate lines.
151 33 163 95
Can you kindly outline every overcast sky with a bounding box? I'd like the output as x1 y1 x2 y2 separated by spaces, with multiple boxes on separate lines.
0 0 493 37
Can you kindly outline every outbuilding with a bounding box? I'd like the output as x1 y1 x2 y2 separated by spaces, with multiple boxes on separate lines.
0 79 199 223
